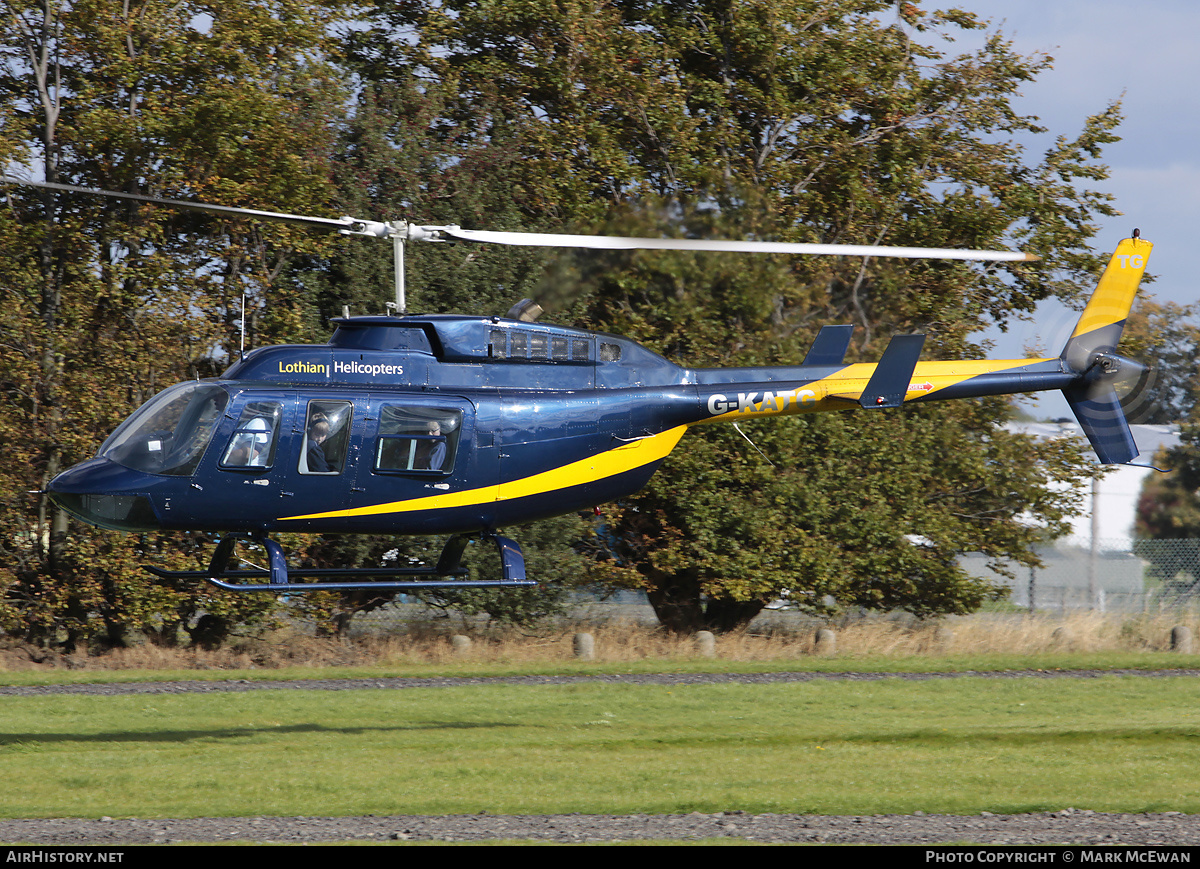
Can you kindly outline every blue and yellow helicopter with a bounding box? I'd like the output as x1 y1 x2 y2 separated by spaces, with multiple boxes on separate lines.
23 180 1152 594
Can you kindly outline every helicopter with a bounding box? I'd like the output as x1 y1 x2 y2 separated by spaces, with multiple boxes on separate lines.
11 178 1152 594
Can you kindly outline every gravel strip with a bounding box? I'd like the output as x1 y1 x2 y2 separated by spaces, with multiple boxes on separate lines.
1 810 1198 844
3 667 1200 696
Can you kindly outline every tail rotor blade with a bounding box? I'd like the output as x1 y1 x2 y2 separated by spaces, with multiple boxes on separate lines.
1113 360 1160 424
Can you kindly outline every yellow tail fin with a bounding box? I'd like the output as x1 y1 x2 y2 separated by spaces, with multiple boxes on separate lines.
1061 236 1153 370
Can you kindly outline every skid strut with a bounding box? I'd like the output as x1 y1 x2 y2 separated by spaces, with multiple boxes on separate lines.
144 532 531 592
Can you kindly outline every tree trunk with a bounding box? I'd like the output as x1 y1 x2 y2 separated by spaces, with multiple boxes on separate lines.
645 569 767 634
703 597 767 633
644 569 705 634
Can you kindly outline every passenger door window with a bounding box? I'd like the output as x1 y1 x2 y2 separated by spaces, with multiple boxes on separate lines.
375 406 463 474
220 401 282 469
300 400 353 475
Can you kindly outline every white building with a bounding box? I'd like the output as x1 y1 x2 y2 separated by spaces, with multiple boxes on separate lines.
1006 421 1181 550
957 423 1184 610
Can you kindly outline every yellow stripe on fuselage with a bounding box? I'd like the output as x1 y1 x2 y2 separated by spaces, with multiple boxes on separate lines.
698 358 1054 421
279 424 688 522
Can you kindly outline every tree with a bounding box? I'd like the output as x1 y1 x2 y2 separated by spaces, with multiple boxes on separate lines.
594 376 1089 632
1117 299 1200 425
1127 301 1200 601
340 1 1117 631
411 513 601 630
1133 425 1200 601
0 1 1124 644
365 0 1116 320
296 7 612 627
0 0 347 648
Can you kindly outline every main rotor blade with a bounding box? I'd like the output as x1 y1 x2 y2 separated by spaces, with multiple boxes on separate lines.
436 226 1041 262
1 176 389 236
3 176 1040 261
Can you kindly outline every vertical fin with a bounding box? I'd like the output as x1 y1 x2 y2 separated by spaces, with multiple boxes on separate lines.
859 334 926 409
1064 382 1139 465
1060 235 1152 464
1060 236 1153 371
803 325 854 366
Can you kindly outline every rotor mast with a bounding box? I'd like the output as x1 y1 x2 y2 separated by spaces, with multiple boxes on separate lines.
393 226 406 315
336 218 448 316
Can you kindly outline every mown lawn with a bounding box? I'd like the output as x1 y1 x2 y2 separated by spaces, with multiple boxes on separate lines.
2 672 1199 818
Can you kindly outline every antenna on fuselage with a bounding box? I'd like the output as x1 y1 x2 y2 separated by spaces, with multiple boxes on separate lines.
732 422 776 468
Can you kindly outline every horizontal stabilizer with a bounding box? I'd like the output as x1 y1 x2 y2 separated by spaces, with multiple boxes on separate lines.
1064 383 1139 465
859 334 926 409
803 325 855 366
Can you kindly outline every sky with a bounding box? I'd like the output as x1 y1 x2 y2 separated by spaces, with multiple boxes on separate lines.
947 0 1200 417
937 1 1199 541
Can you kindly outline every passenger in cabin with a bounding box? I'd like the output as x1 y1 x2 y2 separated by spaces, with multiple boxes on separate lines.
225 417 273 467
424 421 447 471
306 419 333 473
243 418 272 466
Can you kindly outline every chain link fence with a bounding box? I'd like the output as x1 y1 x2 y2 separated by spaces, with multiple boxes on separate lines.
964 537 1200 615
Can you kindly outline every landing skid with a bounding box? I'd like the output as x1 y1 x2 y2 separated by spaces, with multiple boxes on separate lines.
144 532 532 593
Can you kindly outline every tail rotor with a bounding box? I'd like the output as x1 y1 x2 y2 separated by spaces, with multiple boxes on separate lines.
1059 235 1154 464
1113 358 1160 424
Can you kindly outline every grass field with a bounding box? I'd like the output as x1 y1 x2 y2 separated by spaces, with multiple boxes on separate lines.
4 613 1200 821
3 670 1200 819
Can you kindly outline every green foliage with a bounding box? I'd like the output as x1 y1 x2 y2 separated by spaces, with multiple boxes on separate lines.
367 0 1118 329
1107 299 1200 602
1134 426 1200 601
275 513 599 634
599 403 1088 631
1138 426 1200 541
328 1 1120 632
415 513 600 629
1119 299 1200 425
0 0 347 648
1 528 278 649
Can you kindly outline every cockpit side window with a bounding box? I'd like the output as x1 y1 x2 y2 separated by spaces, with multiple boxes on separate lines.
599 342 622 362
98 383 228 476
299 400 352 475
220 402 282 469
374 405 462 475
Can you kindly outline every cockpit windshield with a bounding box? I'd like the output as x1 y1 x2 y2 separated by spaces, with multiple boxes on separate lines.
98 383 229 476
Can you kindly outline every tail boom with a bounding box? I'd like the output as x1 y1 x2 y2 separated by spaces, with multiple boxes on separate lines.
688 236 1152 465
